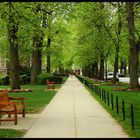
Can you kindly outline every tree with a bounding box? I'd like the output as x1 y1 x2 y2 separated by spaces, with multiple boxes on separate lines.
126 2 140 89
68 2 112 79
112 2 124 84
30 3 44 84
7 3 20 89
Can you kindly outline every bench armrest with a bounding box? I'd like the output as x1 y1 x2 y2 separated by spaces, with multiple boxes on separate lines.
0 101 17 106
8 97 25 107
9 97 25 101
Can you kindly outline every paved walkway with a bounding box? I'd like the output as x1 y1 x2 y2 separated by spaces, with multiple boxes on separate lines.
23 76 129 138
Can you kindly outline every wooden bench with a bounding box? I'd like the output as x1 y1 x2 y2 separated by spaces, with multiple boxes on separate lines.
0 90 25 125
46 80 55 90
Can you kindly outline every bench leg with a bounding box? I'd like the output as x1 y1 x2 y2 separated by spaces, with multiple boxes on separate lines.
14 110 18 125
0 112 1 125
8 113 11 118
22 108 25 117
14 114 17 125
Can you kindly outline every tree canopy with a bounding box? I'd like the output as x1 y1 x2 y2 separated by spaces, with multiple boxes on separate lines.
0 2 140 89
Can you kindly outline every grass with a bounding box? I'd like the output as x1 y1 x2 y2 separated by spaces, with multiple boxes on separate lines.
0 84 59 113
78 76 140 138
97 85 140 138
0 129 27 138
0 77 68 138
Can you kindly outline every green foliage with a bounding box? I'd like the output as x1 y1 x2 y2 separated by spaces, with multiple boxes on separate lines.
54 73 69 77
0 74 10 85
0 2 138 87
37 72 53 84
47 76 64 84
20 66 31 76
37 72 66 84
20 74 27 85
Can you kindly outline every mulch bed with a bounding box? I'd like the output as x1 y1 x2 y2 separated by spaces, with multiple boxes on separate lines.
113 87 140 92
0 89 32 92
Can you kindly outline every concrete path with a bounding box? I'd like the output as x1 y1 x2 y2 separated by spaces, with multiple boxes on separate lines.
23 76 129 138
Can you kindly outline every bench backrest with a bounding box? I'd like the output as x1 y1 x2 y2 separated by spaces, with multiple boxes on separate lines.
0 91 9 109
0 91 9 102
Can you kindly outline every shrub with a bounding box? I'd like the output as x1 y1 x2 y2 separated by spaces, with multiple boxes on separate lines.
37 72 53 85
0 75 10 85
47 76 63 84
37 72 64 85
20 66 31 76
26 76 31 83
53 73 69 77
20 74 27 84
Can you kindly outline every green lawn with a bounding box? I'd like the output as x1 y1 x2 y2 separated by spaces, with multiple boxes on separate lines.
0 84 59 113
97 85 140 138
0 129 26 138
0 81 66 138
78 76 140 138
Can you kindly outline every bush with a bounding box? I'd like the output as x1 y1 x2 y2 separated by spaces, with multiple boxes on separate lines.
37 72 53 85
0 75 10 85
37 72 64 85
20 66 31 76
53 73 69 77
20 74 27 84
47 76 63 84
26 76 31 83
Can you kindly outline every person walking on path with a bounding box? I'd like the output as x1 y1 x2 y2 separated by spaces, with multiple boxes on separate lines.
24 76 129 138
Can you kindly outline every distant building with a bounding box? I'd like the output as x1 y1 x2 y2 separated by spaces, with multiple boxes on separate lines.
0 56 7 75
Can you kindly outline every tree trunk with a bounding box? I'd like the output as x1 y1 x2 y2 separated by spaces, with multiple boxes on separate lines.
8 5 20 90
112 46 119 84
99 57 104 80
124 67 127 76
82 68 85 76
91 64 95 78
112 2 122 84
8 31 20 90
31 4 45 84
46 37 51 73
94 62 98 79
126 2 139 89
31 36 43 84
120 59 123 74
120 59 127 76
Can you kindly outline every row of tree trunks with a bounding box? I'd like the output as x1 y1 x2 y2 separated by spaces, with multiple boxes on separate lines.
82 62 99 79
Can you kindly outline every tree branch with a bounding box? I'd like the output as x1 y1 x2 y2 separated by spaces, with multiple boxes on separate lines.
9 2 22 18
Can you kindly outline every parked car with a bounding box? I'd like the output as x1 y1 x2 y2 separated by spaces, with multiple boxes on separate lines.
104 72 119 81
